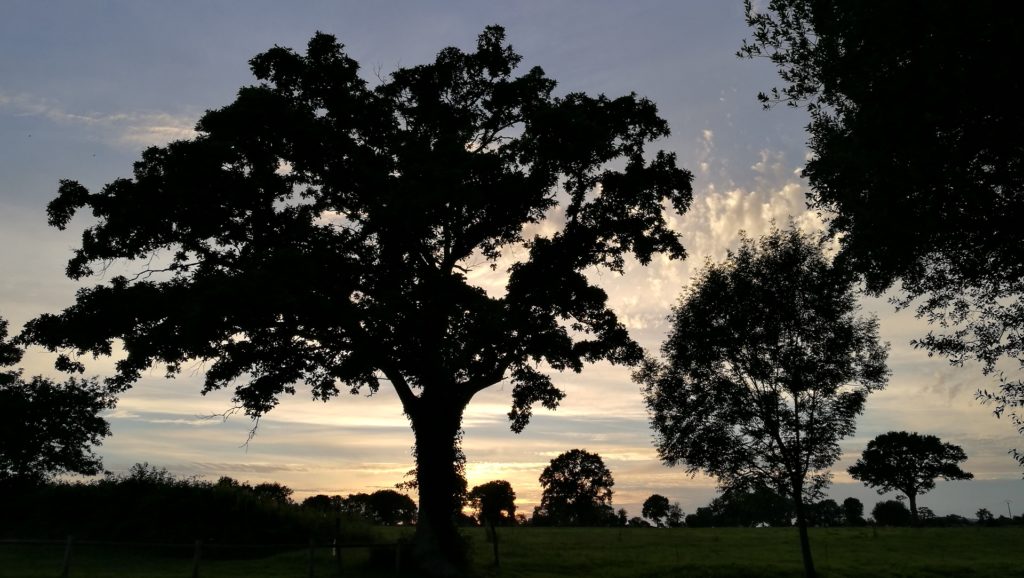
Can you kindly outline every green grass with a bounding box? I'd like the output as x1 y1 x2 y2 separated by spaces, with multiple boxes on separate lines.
3 527 1022 577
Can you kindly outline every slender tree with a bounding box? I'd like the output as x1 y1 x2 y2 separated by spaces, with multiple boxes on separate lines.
849 431 973 524
639 226 889 578
740 1 1024 466
22 26 691 574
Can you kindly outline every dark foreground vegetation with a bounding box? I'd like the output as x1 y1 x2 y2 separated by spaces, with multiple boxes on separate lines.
0 464 373 545
3 527 1023 577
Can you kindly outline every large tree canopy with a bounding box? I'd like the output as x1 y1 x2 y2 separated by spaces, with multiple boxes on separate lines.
0 317 114 486
740 1 1024 465
638 226 889 578
848 430 972 524
23 26 691 574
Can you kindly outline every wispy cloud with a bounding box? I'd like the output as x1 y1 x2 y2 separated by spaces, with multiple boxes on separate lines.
0 91 198 147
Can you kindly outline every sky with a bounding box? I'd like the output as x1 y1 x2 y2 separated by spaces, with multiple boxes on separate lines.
2 1 1021 521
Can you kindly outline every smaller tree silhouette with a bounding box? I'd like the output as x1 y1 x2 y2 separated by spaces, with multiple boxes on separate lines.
808 499 843 527
842 497 865 526
642 494 671 527
849 431 973 524
871 500 912 526
536 449 615 526
469 479 516 536
976 508 994 524
342 490 417 525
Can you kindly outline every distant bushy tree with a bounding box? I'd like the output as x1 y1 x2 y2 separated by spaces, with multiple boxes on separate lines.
976 508 994 524
343 490 417 525
535 449 615 526
468 480 516 528
842 497 865 526
849 431 972 524
808 499 843 527
253 482 294 505
871 500 912 527
628 516 652 528
639 495 684 527
302 494 344 514
642 494 671 527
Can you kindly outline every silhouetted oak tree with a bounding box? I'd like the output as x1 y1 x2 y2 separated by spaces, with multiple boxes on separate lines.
740 1 1024 465
849 431 972 524
639 226 889 578
0 317 114 485
535 449 615 526
23 26 691 574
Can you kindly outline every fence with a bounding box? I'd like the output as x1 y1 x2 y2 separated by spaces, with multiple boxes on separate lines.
0 536 402 577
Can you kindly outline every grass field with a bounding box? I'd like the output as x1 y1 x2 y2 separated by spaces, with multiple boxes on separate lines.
3 527 1022 577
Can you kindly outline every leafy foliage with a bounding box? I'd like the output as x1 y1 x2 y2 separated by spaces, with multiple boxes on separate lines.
685 485 793 528
640 226 887 498
641 494 683 528
0 465 362 543
849 431 973 523
469 480 516 527
534 449 616 526
807 499 843 527
740 0 1024 466
871 500 912 527
0 317 114 484
842 497 865 527
23 25 691 572
639 225 888 576
641 494 670 527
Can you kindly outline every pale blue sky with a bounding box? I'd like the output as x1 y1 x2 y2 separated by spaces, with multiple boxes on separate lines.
1 1 1019 519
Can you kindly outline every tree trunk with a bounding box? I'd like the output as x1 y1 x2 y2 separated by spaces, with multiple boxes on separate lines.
907 491 918 525
791 480 817 578
409 396 469 577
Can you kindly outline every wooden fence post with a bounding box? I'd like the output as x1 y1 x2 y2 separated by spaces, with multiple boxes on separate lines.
308 537 315 578
334 514 343 576
191 539 202 578
492 525 500 568
60 535 73 578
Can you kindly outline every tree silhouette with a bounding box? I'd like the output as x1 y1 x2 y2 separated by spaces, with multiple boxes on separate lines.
641 493 683 527
976 508 994 524
740 1 1024 467
535 449 615 526
808 499 843 527
849 431 973 524
468 480 516 528
641 494 670 527
23 26 691 574
871 500 912 527
639 226 889 578
0 317 114 485
841 497 864 526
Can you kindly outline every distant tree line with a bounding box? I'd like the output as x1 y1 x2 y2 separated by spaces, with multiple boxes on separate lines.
0 463 428 544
